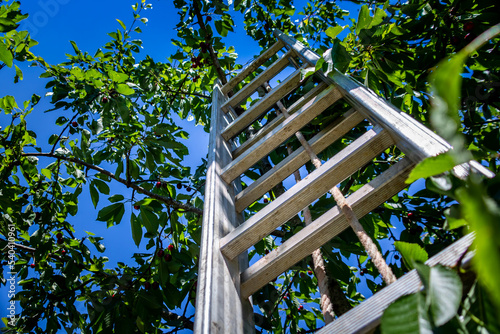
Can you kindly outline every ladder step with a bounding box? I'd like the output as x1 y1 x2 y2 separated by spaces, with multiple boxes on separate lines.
221 65 307 141
219 126 395 260
239 158 415 298
232 82 328 159
315 233 475 334
221 49 295 113
221 85 343 184
221 40 285 96
235 108 364 212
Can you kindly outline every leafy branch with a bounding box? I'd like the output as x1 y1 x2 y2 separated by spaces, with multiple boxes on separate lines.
21 152 203 215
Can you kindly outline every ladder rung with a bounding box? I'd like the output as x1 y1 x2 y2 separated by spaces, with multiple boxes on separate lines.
219 126 395 260
239 157 414 298
232 82 328 159
221 85 343 184
221 40 285 95
315 233 475 334
221 49 295 113
235 108 364 212
221 65 307 141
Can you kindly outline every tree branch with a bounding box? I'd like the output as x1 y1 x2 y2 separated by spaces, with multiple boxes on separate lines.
162 309 194 331
192 0 227 85
21 152 203 215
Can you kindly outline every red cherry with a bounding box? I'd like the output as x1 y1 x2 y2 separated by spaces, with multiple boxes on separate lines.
283 295 288 300
134 205 140 210
157 249 165 257
300 272 306 278
61 249 66 255
30 263 35 268
450 36 460 46
164 254 172 262
71 121 78 127
287 314 292 320
463 21 475 32
394 254 400 260
56 232 63 239
176 183 182 189
156 181 162 188
298 305 304 311
152 282 160 290
407 212 414 219
207 16 212 22
263 198 269 203
186 187 192 192
102 97 109 103
144 282 151 290
168 244 175 252
307 270 313 275
57 238 64 245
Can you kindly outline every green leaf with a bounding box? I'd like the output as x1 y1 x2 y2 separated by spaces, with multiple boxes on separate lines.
89 182 99 208
108 194 124 203
394 241 428 270
69 41 80 55
108 70 129 83
14 64 23 82
139 207 159 234
324 42 351 73
116 19 127 30
456 182 500 310
443 205 468 230
406 153 456 184
356 5 371 34
325 26 345 39
115 83 135 95
89 236 106 253
427 265 462 326
130 213 142 247
0 42 13 68
381 292 432 334
96 203 125 226
93 179 110 195
0 18 18 33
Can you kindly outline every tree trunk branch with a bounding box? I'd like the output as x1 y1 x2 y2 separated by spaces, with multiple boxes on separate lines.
21 152 203 215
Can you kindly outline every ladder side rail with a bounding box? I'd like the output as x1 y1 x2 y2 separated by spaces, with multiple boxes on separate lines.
316 233 475 334
220 126 395 260
239 158 414 298
273 29 495 179
221 40 285 95
193 83 254 334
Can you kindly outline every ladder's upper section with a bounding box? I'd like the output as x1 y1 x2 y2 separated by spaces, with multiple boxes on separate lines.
193 29 493 334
